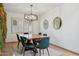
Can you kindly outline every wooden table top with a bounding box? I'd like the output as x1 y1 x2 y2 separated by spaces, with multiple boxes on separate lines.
19 34 48 43
19 34 48 40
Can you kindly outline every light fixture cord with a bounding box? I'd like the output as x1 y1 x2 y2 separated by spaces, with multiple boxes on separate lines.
30 5 33 15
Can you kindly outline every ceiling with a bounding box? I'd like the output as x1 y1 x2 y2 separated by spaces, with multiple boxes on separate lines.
3 3 62 16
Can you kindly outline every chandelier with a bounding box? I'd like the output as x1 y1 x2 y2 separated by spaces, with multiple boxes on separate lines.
24 5 38 22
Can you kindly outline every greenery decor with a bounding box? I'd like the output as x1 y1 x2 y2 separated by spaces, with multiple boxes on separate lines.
0 3 7 48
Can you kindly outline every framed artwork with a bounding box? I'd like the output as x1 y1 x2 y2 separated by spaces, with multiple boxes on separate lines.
11 17 19 33
11 17 30 33
11 17 23 33
53 17 62 30
43 19 49 30
12 19 17 26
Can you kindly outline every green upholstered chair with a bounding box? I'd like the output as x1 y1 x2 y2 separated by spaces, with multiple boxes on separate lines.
20 36 37 56
16 34 21 48
23 32 29 34
37 37 50 56
43 33 47 36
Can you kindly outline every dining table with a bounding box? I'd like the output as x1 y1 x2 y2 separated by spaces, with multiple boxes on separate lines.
19 34 48 43
18 33 49 55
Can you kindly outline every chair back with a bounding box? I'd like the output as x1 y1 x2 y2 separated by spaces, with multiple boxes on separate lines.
24 32 29 34
39 37 49 49
38 32 42 35
20 36 27 47
16 34 20 42
43 34 47 36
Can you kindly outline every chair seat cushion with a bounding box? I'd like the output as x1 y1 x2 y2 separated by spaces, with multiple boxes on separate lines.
25 44 35 49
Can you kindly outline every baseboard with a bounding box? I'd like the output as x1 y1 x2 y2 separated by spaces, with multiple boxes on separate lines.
5 41 18 44
50 43 79 55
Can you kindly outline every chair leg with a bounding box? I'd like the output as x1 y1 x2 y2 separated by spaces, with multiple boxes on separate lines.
17 42 20 48
42 49 44 54
33 49 36 56
39 49 41 56
34 52 36 56
22 47 25 56
47 48 50 56
21 47 23 54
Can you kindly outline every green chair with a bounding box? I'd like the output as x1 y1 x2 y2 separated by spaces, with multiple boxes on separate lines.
16 34 20 48
20 36 37 56
37 37 50 56
43 33 47 36
23 32 29 34
38 32 42 35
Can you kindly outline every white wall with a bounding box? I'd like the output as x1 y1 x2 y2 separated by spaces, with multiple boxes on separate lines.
40 4 79 53
5 3 79 53
6 12 23 42
6 11 40 42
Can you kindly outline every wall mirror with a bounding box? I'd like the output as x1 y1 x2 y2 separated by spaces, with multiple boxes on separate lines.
53 17 62 30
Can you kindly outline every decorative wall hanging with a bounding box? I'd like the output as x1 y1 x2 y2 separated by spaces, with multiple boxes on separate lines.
53 17 62 30
43 19 49 30
12 20 17 26
11 17 18 33
11 17 23 33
